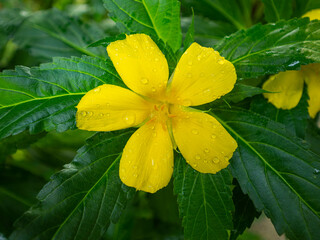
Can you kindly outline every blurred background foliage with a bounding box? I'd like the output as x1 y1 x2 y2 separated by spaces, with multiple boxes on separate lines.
1 0 319 239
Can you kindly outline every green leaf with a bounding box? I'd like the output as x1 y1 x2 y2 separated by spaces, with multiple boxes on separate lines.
181 0 248 29
0 131 46 163
250 91 309 139
87 34 126 48
12 8 106 60
293 0 320 17
10 130 135 240
183 9 194 51
230 181 261 240
181 16 237 47
102 0 182 52
262 0 293 22
215 18 320 79
173 154 234 240
212 108 320 240
0 55 123 140
224 83 267 103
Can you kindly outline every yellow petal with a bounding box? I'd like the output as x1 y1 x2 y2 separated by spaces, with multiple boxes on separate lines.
107 34 169 100
120 120 173 193
76 84 152 131
303 9 320 20
167 43 237 106
302 64 320 118
262 71 304 109
170 105 238 174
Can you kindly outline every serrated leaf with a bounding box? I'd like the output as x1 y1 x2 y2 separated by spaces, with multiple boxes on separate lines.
215 18 320 79
0 55 124 140
250 90 309 139
10 130 135 240
173 154 234 240
212 108 320 240
12 8 106 60
230 180 261 240
262 0 293 22
103 0 182 52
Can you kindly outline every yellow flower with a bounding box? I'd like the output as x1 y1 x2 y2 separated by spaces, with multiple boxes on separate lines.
76 34 238 193
263 9 320 118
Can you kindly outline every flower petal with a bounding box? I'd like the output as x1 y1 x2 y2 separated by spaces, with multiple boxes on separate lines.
262 71 304 110
302 64 320 118
303 9 320 20
107 34 169 100
170 105 238 173
120 120 173 193
167 43 236 106
76 84 152 131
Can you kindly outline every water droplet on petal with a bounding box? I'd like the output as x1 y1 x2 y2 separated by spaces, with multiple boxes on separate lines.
195 154 201 160
153 68 157 72
213 157 220 163
155 57 159 62
151 87 156 92
192 129 199 135
87 111 93 117
224 156 229 161
193 163 198 167
94 87 101 92
99 113 104 117
106 113 110 117
203 88 211 95
141 78 149 84
211 134 216 139
204 148 209 153
218 58 225 64
80 111 87 117
133 165 137 169
122 113 136 125
133 174 138 178
152 131 157 137
188 60 193 66
204 160 208 163
197 55 201 61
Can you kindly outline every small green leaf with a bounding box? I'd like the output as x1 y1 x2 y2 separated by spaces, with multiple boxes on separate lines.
87 34 127 48
262 0 293 22
0 55 123 140
212 108 320 240
215 18 320 79
173 154 234 240
10 130 135 240
103 0 182 52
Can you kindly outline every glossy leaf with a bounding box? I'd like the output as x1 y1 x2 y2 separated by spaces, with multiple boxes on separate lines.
0 55 123 140
12 8 106 60
224 83 267 103
173 154 234 240
102 0 182 52
294 0 320 17
262 0 292 22
212 108 320 240
215 18 320 79
10 130 135 240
